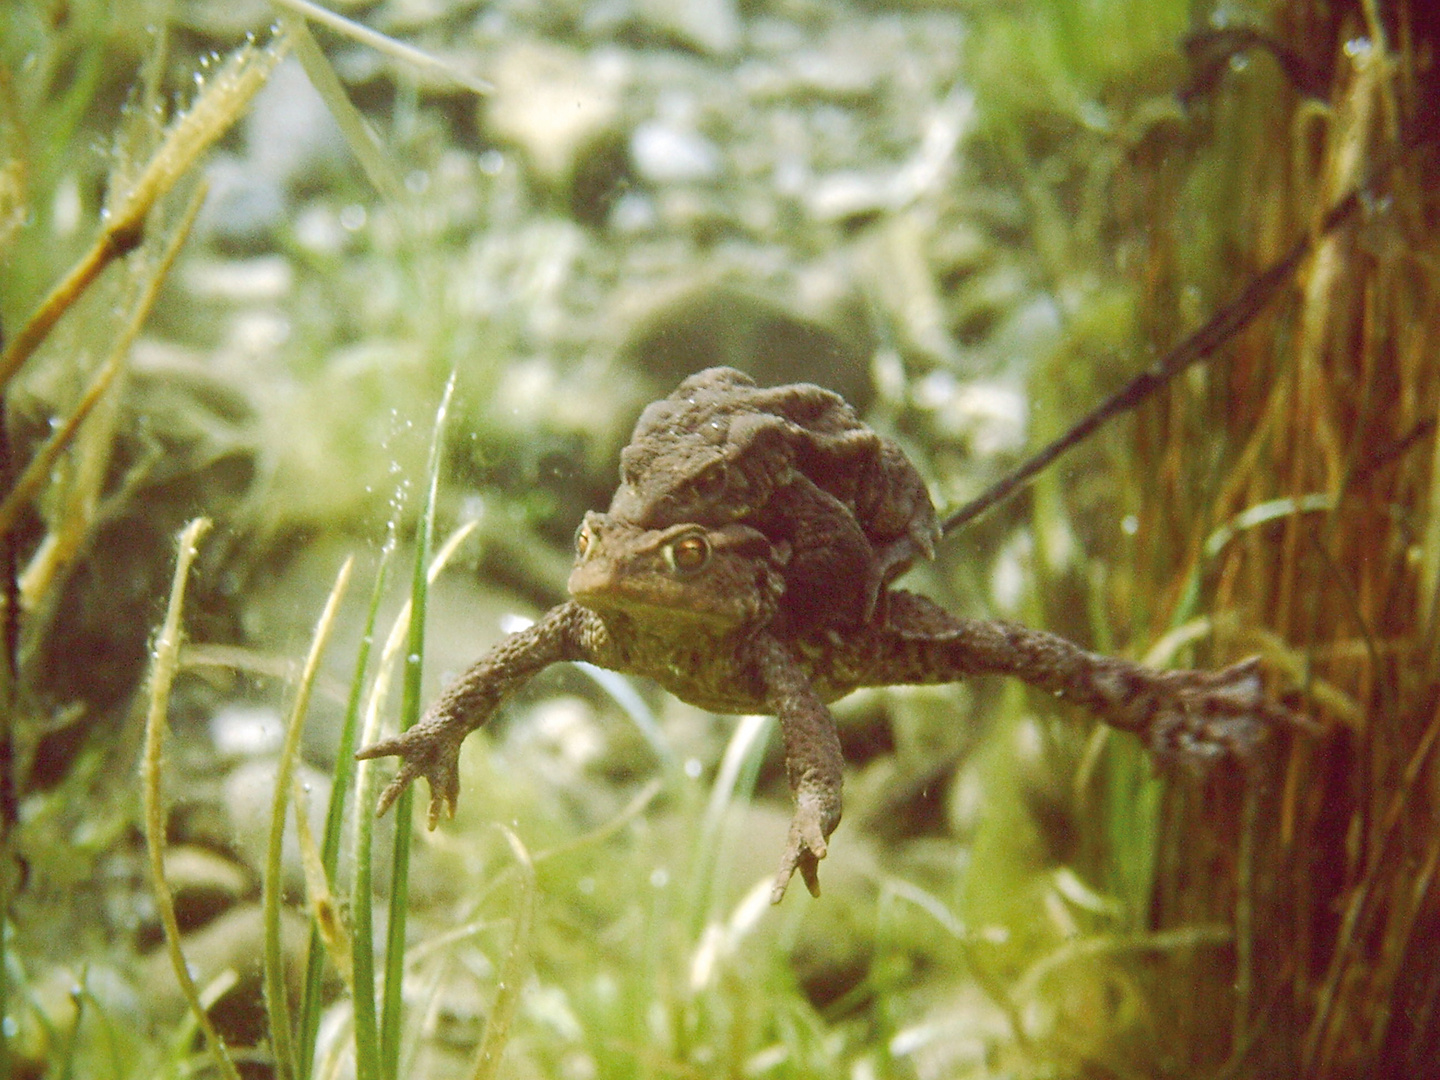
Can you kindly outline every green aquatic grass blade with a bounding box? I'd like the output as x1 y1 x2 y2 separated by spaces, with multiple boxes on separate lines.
468 827 536 1080
1 32 287 391
274 11 407 208
262 556 354 1080
352 746 381 1080
141 518 243 1080
380 370 456 1080
684 713 772 937
271 0 492 96
352 518 476 1080
297 534 395 1079
574 663 674 767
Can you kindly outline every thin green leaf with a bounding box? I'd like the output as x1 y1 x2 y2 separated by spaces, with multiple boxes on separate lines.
262 556 354 1080
468 827 536 1080
381 370 456 1080
141 518 241 1080
297 537 393 1078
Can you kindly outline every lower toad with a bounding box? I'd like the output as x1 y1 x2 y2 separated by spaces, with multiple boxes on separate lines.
357 371 1304 902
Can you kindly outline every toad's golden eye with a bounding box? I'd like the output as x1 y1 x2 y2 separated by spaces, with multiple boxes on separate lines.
574 524 591 557
664 532 711 575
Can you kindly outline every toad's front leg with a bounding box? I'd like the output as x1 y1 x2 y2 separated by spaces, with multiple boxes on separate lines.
357 601 598 827
750 634 845 903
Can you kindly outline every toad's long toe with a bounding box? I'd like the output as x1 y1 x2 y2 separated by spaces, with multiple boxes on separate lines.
357 723 466 827
770 789 840 903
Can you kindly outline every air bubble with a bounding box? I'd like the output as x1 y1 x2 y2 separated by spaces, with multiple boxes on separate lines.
340 204 367 231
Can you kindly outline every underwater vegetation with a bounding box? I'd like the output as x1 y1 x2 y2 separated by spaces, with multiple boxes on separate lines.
0 0 1436 1077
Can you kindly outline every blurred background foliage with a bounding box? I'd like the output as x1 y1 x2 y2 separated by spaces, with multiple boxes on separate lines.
0 0 1436 1076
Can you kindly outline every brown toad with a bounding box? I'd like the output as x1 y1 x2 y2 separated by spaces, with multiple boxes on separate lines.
608 367 940 623
357 370 1303 902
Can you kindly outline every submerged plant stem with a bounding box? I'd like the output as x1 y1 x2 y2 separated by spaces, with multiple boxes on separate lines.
0 34 286 393
468 828 536 1080
141 517 242 1080
940 188 1363 537
297 537 393 1078
271 0 492 95
276 12 407 207
262 556 354 1080
0 182 207 548
380 371 455 1079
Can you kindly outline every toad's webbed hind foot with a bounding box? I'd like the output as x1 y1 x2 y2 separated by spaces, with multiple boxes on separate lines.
1141 657 1314 764
874 594 1313 766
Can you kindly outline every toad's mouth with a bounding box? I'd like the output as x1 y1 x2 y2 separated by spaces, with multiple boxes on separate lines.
567 575 753 629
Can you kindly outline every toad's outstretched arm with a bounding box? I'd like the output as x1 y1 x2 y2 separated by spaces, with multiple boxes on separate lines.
357 601 600 826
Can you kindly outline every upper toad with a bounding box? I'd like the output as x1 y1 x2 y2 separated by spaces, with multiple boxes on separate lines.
607 367 940 622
